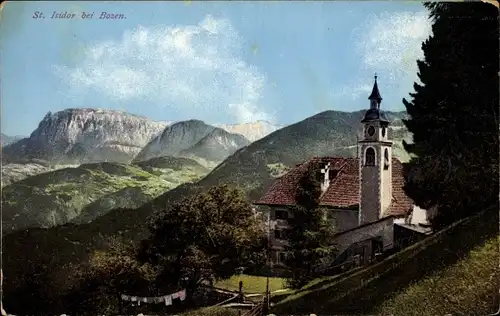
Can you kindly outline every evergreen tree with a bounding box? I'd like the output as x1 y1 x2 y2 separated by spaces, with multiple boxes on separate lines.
285 161 337 288
402 2 499 229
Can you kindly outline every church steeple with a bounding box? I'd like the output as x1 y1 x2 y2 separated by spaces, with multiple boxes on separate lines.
368 74 382 109
361 74 389 124
358 74 393 226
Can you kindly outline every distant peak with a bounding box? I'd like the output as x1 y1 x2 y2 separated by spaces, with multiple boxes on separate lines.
171 119 209 127
215 120 276 127
43 108 157 121
209 127 237 136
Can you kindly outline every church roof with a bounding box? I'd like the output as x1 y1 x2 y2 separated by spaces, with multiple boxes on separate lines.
362 76 389 123
368 77 382 102
361 108 390 123
254 156 414 217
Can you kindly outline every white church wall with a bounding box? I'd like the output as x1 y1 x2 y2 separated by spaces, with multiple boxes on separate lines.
410 205 431 226
393 217 406 224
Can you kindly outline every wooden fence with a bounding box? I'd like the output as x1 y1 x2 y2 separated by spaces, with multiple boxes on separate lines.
240 300 264 316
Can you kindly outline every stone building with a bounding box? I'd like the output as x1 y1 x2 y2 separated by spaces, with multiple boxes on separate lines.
254 76 434 270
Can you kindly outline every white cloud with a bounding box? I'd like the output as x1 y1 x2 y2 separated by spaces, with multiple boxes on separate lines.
332 83 372 100
332 10 432 103
54 15 273 124
357 10 432 82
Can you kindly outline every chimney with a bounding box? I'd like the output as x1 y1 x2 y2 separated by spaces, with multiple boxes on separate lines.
320 162 331 193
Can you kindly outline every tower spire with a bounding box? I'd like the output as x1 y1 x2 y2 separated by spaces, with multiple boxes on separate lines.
368 74 382 109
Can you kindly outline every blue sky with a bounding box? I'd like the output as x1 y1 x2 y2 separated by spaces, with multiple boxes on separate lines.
1 1 432 136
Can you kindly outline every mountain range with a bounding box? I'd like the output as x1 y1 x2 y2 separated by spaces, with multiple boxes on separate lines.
0 133 24 147
2 108 168 164
132 119 252 167
2 109 281 165
1 109 281 185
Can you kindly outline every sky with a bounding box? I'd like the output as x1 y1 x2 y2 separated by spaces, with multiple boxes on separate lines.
0 1 433 137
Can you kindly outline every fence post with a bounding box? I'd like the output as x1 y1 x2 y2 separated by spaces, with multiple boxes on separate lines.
239 280 244 302
117 291 123 315
262 296 269 316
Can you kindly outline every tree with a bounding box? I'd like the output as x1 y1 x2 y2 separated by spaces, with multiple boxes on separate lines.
137 185 267 301
285 161 337 288
402 2 499 229
64 237 157 315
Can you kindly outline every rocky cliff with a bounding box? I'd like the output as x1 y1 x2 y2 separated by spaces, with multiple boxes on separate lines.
179 128 251 163
215 120 281 142
2 108 167 164
133 120 217 162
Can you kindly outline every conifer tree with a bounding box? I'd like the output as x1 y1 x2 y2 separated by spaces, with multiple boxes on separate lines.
285 161 337 288
402 2 499 229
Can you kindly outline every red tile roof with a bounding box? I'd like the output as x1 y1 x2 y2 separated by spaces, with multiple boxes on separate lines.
255 156 414 217
387 159 414 216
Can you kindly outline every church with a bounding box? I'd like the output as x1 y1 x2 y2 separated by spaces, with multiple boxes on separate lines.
254 76 435 272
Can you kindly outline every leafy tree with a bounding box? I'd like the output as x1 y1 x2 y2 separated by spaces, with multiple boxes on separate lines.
285 161 337 288
402 1 499 229
138 184 267 301
64 237 157 315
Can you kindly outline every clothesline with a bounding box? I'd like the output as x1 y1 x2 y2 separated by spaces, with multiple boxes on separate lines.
120 289 186 306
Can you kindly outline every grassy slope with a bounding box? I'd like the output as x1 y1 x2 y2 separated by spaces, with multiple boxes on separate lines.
181 307 240 316
272 208 499 315
215 274 286 294
375 235 499 316
1 161 62 187
1 157 209 234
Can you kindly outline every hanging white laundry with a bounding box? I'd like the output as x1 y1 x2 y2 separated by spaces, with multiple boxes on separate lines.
178 289 186 301
131 296 138 302
171 291 180 299
164 295 172 306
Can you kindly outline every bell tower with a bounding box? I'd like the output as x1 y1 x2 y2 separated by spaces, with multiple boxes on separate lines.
358 75 393 225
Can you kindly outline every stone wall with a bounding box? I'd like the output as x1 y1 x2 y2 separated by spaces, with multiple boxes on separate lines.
333 215 394 254
329 209 360 232
315 216 395 271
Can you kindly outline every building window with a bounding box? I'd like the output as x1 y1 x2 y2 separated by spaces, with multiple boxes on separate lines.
275 210 288 220
274 230 281 239
384 148 390 170
278 252 287 264
367 126 375 137
365 147 376 166
274 229 288 240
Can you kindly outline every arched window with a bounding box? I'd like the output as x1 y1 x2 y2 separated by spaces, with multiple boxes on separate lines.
384 148 390 170
365 147 376 166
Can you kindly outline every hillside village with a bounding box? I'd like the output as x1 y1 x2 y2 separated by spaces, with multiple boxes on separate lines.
1 1 498 316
